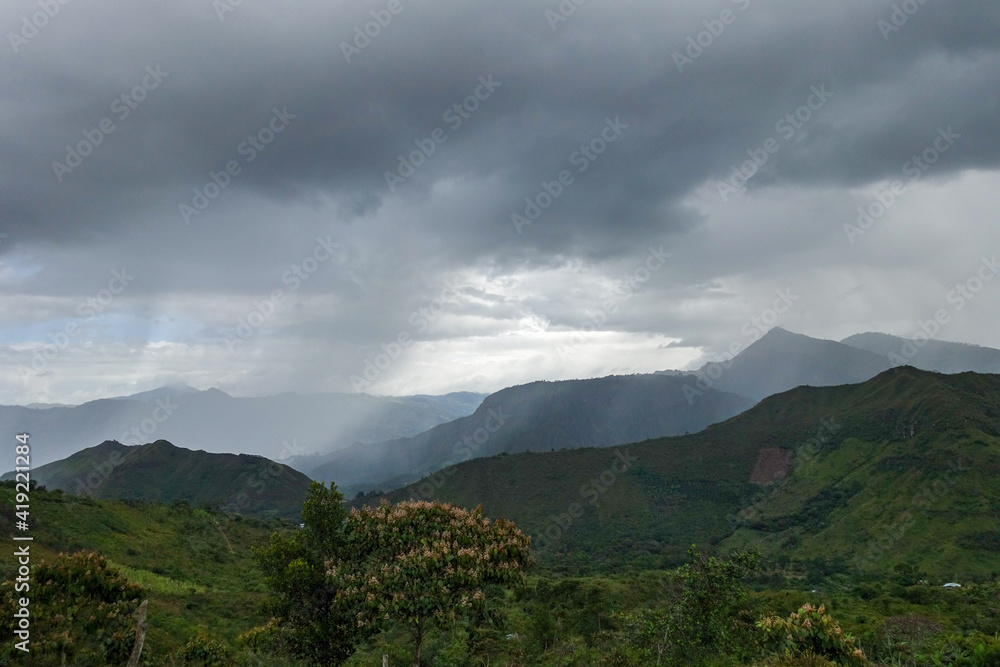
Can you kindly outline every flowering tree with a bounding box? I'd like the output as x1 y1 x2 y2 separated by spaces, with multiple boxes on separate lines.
332 500 532 667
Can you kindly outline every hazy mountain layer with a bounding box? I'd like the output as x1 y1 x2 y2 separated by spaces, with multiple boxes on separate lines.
0 387 485 468
313 374 754 495
842 331 1000 373
667 327 893 401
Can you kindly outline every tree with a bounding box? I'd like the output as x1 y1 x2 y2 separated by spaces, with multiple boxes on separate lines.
335 500 532 667
614 546 761 665
251 482 373 665
0 552 144 666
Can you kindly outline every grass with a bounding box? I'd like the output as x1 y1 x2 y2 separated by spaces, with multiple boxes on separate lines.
107 560 209 595
0 483 297 661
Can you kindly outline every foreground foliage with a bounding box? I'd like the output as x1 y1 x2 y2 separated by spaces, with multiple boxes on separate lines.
758 604 867 666
0 552 144 666
3 482 999 666
612 547 761 665
251 482 532 666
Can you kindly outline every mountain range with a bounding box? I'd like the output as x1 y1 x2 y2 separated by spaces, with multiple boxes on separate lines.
11 327 1000 580
658 327 1000 401
309 373 755 495
0 385 485 468
312 328 1000 492
367 366 1000 579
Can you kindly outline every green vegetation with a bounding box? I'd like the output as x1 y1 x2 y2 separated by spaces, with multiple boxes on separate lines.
0 551 144 666
1 368 999 665
1 478 999 665
0 481 297 664
249 482 376 665
757 604 866 665
370 368 1000 579
250 483 532 666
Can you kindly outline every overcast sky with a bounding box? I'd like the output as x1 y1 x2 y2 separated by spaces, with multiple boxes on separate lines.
2 0 999 405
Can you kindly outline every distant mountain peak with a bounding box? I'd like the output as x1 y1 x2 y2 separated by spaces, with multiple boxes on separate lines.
755 327 813 343
112 384 202 402
200 388 230 397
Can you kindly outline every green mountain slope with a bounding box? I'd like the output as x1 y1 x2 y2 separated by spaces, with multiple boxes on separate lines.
364 367 1000 579
20 440 313 519
0 483 295 661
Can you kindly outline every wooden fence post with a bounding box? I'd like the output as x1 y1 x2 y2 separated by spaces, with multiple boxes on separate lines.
126 599 149 667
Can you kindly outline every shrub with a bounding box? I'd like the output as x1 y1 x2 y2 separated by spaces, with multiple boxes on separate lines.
612 547 762 665
870 614 941 662
757 604 867 666
923 631 1000 666
172 633 238 666
0 552 144 666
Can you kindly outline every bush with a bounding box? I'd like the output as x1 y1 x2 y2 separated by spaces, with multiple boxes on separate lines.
868 614 941 663
172 633 238 666
0 552 144 666
923 632 1000 667
611 548 762 666
757 604 867 666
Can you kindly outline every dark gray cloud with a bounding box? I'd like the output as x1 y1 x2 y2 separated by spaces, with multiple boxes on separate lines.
2 0 1000 402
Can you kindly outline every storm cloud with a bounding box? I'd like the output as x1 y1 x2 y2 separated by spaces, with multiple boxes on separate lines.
2 0 999 403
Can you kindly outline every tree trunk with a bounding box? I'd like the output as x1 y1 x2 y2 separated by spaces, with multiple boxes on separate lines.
411 620 425 667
